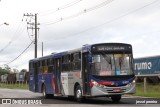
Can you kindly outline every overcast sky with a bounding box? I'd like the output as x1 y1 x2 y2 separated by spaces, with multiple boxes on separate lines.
0 0 160 71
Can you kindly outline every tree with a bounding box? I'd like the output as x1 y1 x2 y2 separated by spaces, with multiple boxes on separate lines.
0 69 10 75
4 64 11 71
20 69 28 73
13 68 19 73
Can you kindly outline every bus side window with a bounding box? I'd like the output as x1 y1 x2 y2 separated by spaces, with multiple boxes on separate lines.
29 63 31 69
46 59 50 66
33 62 35 68
40 60 44 73
42 60 45 66
29 62 34 75
52 59 55 73
29 62 33 69
44 59 48 73
37 61 41 73
62 55 70 72
38 61 40 68
45 59 48 66
48 58 54 73
71 52 81 71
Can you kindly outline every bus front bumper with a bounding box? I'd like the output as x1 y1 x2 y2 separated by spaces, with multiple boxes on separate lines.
91 83 136 96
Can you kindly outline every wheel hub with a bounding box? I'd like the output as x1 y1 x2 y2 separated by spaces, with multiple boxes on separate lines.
76 89 81 98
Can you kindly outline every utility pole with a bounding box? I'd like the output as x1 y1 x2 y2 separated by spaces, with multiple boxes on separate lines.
23 13 40 58
42 42 43 57
34 14 38 58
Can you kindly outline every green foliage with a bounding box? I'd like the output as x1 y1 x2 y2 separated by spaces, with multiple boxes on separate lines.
134 83 160 98
0 69 10 75
0 83 28 90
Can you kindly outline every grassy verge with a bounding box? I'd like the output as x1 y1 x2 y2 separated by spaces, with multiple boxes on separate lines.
0 83 28 90
133 83 160 98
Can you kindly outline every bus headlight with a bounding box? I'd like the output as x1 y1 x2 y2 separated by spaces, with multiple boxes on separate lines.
126 83 132 87
126 80 135 87
91 80 98 86
91 80 105 88
133 80 135 83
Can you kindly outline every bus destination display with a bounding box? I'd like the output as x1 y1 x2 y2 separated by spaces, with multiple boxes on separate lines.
92 45 132 52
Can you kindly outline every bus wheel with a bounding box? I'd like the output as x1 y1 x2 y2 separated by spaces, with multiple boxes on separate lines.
111 95 121 102
42 85 50 99
75 85 83 102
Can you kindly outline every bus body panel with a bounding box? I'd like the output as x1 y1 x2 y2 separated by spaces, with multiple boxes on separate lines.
29 61 38 92
29 43 135 99
29 69 35 92
43 73 54 94
61 71 82 96
61 72 69 95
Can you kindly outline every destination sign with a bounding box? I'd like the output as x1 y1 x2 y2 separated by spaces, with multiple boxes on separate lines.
92 45 132 52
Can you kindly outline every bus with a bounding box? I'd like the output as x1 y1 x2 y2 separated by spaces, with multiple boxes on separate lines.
29 43 136 102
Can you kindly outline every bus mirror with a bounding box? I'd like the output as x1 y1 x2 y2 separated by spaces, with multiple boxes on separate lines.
92 55 101 63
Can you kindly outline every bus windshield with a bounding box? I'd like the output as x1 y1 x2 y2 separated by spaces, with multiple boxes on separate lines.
91 53 133 76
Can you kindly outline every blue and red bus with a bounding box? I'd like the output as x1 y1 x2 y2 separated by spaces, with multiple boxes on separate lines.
29 43 135 102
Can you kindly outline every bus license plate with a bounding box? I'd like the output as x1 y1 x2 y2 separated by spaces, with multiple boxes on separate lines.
113 88 121 92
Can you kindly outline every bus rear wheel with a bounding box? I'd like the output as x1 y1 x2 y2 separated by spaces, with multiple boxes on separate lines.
75 85 83 102
42 85 50 99
111 95 121 102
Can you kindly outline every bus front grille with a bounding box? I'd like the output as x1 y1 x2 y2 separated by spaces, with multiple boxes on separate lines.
106 88 126 93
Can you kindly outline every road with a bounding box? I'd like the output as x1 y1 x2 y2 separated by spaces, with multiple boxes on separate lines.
0 88 160 107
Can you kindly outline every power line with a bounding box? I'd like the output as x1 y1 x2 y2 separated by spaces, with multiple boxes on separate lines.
42 0 114 25
0 41 33 66
49 0 159 38
0 22 26 53
39 0 83 17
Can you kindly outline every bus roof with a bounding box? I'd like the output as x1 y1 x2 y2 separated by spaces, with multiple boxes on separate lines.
29 43 132 62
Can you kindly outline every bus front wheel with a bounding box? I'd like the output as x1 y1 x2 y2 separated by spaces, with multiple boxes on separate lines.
111 95 121 102
75 85 83 102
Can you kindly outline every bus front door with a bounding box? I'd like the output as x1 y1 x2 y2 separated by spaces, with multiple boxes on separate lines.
34 62 38 92
54 58 62 95
82 53 91 95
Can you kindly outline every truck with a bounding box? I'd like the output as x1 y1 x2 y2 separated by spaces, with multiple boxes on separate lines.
134 55 160 83
134 55 160 75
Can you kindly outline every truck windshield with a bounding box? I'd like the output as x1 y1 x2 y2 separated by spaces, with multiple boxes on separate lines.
91 53 133 76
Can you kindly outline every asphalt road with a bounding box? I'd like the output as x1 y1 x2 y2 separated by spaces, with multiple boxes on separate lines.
0 88 160 107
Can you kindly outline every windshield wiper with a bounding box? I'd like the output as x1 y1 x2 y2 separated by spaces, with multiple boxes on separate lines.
101 52 113 70
101 52 111 64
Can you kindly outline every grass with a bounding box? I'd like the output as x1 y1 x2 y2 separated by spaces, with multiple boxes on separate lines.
133 83 160 98
0 83 29 90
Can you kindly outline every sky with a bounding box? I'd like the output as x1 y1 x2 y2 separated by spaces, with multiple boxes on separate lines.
0 0 160 71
